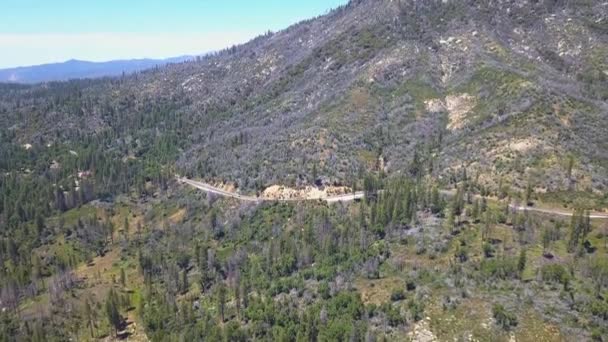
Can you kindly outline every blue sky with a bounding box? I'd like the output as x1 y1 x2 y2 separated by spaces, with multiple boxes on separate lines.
0 0 348 68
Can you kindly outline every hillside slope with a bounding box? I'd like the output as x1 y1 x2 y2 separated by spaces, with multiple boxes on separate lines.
1 0 607 198
3 1 608 341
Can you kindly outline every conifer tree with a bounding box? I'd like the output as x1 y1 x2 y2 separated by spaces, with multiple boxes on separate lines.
218 283 227 322
120 268 126 287
105 289 122 337
84 298 95 338
181 269 189 294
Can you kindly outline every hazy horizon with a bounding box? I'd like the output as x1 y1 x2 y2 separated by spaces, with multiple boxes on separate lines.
0 0 348 69
0 55 192 70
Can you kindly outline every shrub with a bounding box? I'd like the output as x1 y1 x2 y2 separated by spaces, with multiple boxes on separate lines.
589 299 608 320
326 292 364 320
588 256 608 292
480 258 518 280
380 303 405 327
492 304 517 330
455 245 468 263
591 328 604 342
483 243 495 258
540 264 569 286
408 299 424 322
319 281 331 300
390 288 406 302
406 280 416 292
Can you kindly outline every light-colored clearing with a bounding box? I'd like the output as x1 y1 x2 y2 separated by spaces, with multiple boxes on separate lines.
408 318 437 342
509 138 540 152
445 94 476 130
168 208 187 224
425 94 476 130
262 185 350 201
354 277 403 306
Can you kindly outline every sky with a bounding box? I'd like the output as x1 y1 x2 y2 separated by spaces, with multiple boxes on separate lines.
0 0 349 68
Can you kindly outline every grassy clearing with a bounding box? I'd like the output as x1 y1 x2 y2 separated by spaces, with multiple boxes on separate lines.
428 296 499 341
514 309 564 342
355 276 404 306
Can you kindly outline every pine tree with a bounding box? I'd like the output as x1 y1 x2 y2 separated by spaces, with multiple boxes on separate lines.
199 246 209 290
472 199 480 222
181 270 189 294
453 187 464 218
106 221 115 244
445 208 456 234
218 283 227 322
568 209 586 252
54 189 67 212
31 321 46 342
524 182 534 206
84 298 95 338
359 202 366 229
482 211 492 242
583 210 591 238
35 214 45 235
542 227 552 254
241 277 250 310
31 254 43 292
430 186 442 214
123 217 129 242
105 289 122 337
194 243 201 267
120 268 126 287
234 279 241 321
566 155 575 190
517 250 527 276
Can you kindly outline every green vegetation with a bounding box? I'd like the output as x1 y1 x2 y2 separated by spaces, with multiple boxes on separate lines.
492 304 518 330
2 156 607 340
1 0 607 340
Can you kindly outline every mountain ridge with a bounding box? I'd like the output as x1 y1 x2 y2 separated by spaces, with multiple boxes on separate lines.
2 1 608 340
0 56 194 83
1 0 607 199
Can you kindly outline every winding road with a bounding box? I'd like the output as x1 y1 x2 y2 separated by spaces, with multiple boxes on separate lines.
178 177 608 219
178 177 365 203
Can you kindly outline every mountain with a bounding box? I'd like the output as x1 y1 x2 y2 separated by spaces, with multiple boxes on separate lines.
2 0 606 200
0 56 193 83
2 1 608 341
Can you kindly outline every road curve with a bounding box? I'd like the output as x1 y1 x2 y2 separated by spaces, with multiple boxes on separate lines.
178 177 365 203
178 177 608 219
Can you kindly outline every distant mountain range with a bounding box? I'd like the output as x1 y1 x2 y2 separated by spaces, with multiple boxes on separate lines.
0 56 193 83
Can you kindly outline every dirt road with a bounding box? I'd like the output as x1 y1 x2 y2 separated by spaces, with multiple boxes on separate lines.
178 177 608 219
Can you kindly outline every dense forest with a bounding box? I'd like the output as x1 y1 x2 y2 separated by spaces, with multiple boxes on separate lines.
1 133 607 340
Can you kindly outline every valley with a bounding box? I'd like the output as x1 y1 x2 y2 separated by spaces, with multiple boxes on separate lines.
1 0 607 341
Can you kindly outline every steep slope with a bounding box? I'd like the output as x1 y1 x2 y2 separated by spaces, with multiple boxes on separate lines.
0 0 607 199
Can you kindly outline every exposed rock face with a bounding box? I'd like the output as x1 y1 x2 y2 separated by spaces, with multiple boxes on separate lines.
425 94 477 131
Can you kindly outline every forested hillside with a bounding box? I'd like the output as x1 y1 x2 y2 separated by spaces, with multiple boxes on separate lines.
1 0 607 341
